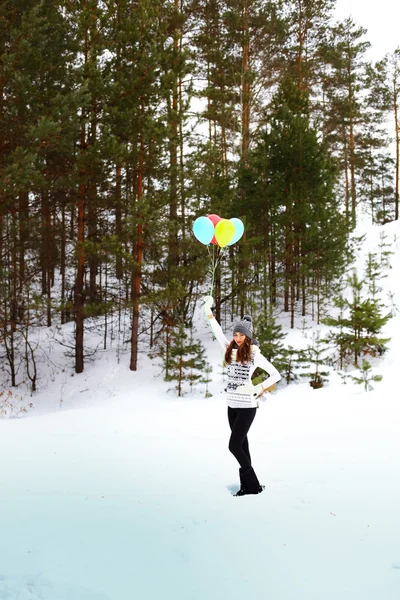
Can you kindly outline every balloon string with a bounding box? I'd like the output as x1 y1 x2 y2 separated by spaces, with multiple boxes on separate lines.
207 245 227 297
207 245 214 296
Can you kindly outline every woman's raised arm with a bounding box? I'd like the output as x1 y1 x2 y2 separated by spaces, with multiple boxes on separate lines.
203 296 230 349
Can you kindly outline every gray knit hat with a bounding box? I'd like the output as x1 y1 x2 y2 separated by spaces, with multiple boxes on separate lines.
233 314 253 339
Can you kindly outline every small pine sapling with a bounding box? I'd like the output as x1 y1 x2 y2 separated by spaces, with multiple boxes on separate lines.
338 371 350 385
377 231 393 269
365 252 386 299
201 365 213 398
300 317 312 338
323 270 391 367
348 359 383 392
301 332 330 389
166 324 208 397
254 311 287 374
387 291 398 317
279 346 309 385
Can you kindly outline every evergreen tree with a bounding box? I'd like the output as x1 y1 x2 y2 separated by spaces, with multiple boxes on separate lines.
390 48 400 221
360 58 394 223
320 18 370 227
0 0 76 384
365 252 386 300
104 0 171 371
243 76 348 325
377 230 394 269
202 364 213 398
67 0 107 374
367 49 400 221
301 331 330 388
279 346 309 385
324 271 391 366
348 359 383 392
286 0 336 94
253 311 286 377
165 324 209 397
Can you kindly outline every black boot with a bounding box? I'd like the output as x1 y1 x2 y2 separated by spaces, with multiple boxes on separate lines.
234 468 248 496
234 467 264 496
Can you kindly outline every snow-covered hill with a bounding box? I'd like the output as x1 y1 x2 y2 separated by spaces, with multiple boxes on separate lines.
0 220 400 600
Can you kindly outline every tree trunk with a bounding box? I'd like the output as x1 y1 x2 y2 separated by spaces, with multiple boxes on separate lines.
75 115 86 374
88 197 97 303
18 191 29 294
284 224 291 314
42 189 52 327
297 0 304 90
270 219 276 306
347 65 357 226
130 131 144 372
394 75 399 220
88 97 98 302
241 1 250 164
168 0 179 274
61 199 66 324
115 164 123 279
178 7 186 246
343 130 350 225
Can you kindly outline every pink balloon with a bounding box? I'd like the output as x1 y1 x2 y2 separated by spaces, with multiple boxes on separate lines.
207 213 221 225
207 214 221 245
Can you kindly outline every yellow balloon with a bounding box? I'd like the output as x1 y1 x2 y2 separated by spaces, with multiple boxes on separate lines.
215 219 235 247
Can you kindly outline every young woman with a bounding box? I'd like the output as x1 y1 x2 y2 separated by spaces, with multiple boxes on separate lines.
203 296 281 496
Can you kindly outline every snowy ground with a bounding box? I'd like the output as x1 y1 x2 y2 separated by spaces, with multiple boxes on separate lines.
1 220 400 600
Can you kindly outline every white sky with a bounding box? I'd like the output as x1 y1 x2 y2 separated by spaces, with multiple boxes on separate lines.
334 0 400 61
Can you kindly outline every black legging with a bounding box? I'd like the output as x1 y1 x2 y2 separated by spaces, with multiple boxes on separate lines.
228 406 257 470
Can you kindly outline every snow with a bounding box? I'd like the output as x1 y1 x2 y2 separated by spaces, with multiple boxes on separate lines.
1 220 400 600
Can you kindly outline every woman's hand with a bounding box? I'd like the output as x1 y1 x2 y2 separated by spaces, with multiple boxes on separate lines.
202 296 214 317
236 383 265 398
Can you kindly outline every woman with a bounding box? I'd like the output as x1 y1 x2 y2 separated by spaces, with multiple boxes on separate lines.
203 296 281 496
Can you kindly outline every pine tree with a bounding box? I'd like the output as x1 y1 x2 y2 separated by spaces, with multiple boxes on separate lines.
253 311 286 377
390 48 400 220
279 346 309 385
368 49 400 221
301 331 330 388
286 0 336 94
165 324 209 397
189 0 240 321
244 76 348 325
63 0 109 374
324 271 391 366
320 18 370 227
377 230 394 269
360 59 394 223
0 0 76 384
348 359 382 392
365 252 386 300
104 0 171 371
202 364 213 398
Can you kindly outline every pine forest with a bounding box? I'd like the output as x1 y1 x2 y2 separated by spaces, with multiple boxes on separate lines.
1 0 399 390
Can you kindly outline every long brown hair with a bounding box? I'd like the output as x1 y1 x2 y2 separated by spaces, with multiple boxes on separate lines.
224 337 252 365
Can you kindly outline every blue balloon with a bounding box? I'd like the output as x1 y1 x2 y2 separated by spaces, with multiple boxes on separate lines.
193 216 215 245
227 218 244 245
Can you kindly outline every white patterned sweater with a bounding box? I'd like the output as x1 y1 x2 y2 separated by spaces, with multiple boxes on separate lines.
208 316 281 409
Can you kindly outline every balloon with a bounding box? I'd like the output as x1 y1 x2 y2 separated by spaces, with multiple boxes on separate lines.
207 213 221 226
215 219 236 247
207 214 222 245
227 218 245 245
192 216 215 245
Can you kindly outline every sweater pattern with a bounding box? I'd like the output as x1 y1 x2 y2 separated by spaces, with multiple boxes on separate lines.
226 349 256 408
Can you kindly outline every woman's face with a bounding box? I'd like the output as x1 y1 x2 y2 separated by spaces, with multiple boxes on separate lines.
233 332 246 346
